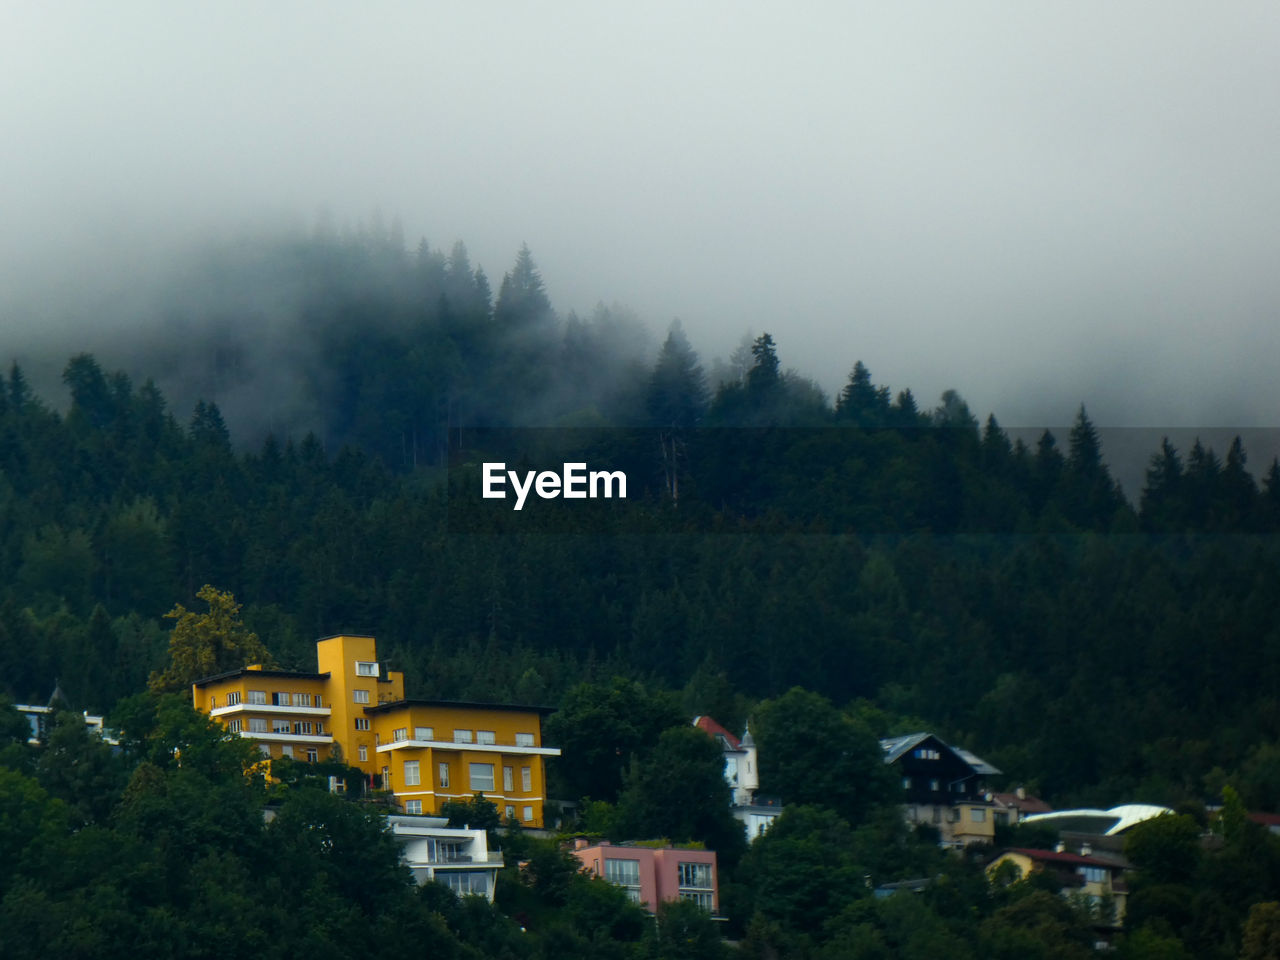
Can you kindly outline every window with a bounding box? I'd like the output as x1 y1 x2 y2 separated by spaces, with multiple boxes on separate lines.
249 718 268 733
680 891 714 910
225 691 241 706
725 757 738 783
438 762 450 788
405 800 422 815
523 805 533 822
930 779 940 791
313 695 321 707
515 732 535 747
469 763 494 791
227 719 242 733
358 745 368 762
454 729 473 743
605 858 641 887
281 745 293 758
272 719 291 734
306 748 318 762
503 766 514 791
248 690 266 705
355 661 379 677
273 692 291 705
404 761 420 786
1079 866 1107 884
210 695 217 709
315 722 323 735
439 872 489 896
354 718 370 731
521 767 532 792
393 728 408 742
353 689 370 704
292 693 311 707
678 862 713 889
259 744 271 758
994 811 1009 827
952 781 966 793
902 777 912 789
477 730 496 745
506 805 516 820
948 808 961 822
382 765 390 786
971 808 986 822
415 726 434 741
293 721 313 735
913 747 941 760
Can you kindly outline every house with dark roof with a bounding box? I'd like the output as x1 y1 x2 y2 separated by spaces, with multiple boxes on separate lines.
880 732 1001 847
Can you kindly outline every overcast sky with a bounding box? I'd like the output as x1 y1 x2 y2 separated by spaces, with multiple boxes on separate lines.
3 1 1279 429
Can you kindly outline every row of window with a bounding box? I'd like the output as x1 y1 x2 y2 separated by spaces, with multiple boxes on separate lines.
902 776 971 793
211 691 322 708
398 760 534 794
384 726 537 746
912 747 941 760
227 718 323 735
258 744 320 762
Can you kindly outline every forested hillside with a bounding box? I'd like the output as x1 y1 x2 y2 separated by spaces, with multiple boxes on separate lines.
3 231 1280 817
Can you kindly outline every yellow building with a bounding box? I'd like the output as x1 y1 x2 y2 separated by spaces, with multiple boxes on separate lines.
193 634 560 827
987 846 1127 927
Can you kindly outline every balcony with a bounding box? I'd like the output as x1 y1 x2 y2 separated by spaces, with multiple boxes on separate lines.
212 703 331 718
237 731 334 745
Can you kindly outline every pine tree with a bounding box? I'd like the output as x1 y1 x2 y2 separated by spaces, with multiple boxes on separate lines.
647 321 708 503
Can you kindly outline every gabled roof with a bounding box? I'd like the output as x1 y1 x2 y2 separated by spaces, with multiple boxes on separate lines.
693 716 742 751
193 667 330 686
879 732 1002 776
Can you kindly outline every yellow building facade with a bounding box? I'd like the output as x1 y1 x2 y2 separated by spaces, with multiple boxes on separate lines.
193 634 559 827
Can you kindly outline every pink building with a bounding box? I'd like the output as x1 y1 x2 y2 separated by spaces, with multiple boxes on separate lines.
571 840 719 915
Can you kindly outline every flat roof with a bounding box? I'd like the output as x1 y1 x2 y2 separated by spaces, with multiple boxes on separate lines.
364 698 555 716
192 667 330 687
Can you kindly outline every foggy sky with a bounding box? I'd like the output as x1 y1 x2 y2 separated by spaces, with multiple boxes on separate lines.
3 1 1279 429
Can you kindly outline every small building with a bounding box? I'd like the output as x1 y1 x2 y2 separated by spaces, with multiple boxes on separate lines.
987 846 1129 927
991 788 1052 827
387 814 503 901
571 839 719 915
693 715 781 840
193 634 561 826
880 732 1001 847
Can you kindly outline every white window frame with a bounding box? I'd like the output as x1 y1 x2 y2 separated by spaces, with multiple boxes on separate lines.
522 805 533 822
438 762 450 787
248 690 267 705
414 726 433 741
404 760 420 786
358 745 368 762
355 661 379 677
503 766 514 791
521 767 532 792
354 718 370 730
454 729 473 743
405 800 422 814
515 732 535 747
353 689 370 704
477 730 496 745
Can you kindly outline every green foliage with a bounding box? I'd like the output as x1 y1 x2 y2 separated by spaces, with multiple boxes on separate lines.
148 585 275 692
752 687 895 824
614 725 746 866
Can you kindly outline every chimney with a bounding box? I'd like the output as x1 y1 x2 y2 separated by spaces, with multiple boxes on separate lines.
1054 841 1065 853
1080 842 1092 857
573 837 590 850
1016 786 1026 801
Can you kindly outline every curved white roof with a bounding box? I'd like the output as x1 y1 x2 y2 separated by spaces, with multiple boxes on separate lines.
1021 803 1174 836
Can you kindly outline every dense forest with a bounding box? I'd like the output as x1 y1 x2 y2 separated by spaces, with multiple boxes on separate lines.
3 230 1280 956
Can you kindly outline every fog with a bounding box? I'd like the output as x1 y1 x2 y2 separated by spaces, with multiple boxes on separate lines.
3 1 1279 432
